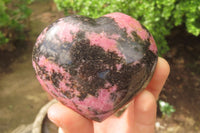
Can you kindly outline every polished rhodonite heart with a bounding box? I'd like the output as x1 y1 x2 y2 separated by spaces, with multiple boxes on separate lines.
32 12 158 122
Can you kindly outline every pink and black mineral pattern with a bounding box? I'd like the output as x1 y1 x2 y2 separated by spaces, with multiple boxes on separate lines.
32 12 158 122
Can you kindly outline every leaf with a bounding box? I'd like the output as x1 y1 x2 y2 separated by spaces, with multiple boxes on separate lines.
159 100 176 117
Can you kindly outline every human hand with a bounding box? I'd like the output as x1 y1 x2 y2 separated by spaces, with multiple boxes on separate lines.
48 57 170 133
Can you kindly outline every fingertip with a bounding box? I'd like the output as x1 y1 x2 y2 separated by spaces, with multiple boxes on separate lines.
158 57 170 77
47 103 93 133
153 57 170 84
48 103 63 127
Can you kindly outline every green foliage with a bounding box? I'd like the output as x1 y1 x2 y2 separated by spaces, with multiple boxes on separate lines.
0 0 33 46
159 100 176 117
54 0 200 55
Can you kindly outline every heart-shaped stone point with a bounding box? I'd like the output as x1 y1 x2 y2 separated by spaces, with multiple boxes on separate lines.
32 12 158 122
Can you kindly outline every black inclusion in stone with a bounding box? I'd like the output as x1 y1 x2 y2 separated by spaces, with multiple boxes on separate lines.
68 39 124 100
63 90 74 99
51 71 63 88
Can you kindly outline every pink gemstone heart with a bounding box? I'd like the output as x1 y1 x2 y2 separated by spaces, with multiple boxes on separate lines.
32 12 158 122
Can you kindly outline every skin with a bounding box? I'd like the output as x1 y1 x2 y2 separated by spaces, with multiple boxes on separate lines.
48 57 170 133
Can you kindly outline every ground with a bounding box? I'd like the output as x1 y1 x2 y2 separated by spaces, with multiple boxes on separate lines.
0 0 199 133
156 27 200 133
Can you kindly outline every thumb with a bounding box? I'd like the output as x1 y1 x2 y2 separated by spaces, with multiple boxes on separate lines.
48 103 93 133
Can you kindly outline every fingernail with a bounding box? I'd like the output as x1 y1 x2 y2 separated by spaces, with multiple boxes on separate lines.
58 127 64 133
58 127 69 133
